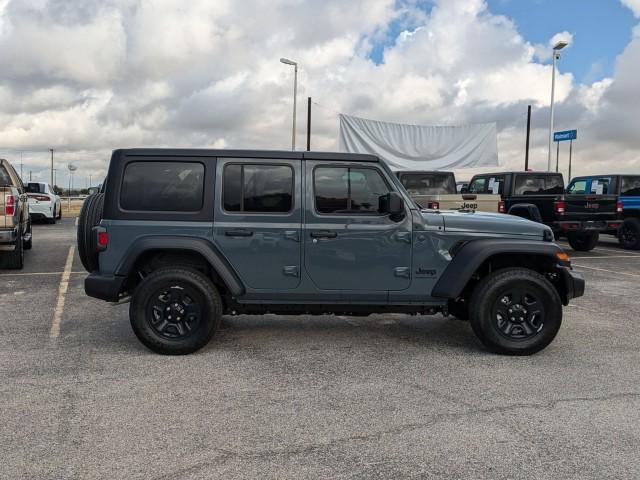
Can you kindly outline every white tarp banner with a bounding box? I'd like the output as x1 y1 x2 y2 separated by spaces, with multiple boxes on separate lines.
338 114 498 170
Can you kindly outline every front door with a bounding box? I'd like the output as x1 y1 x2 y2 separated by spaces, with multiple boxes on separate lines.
213 158 302 290
304 161 412 291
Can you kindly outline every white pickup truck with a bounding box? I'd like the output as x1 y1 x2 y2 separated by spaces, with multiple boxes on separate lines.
396 171 503 213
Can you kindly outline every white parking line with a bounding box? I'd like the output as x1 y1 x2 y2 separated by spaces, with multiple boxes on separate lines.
572 263 640 277
572 255 640 260
1 271 85 276
49 245 75 339
558 242 640 256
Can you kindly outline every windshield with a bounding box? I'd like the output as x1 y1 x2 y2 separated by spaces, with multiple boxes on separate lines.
399 173 456 195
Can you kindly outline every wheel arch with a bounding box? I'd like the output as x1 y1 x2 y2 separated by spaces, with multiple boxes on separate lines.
432 239 568 303
115 236 245 297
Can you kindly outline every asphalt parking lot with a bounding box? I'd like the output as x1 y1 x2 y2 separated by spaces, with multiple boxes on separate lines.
2 217 639 479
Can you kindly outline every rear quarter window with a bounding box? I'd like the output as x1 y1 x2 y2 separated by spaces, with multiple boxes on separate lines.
621 176 640 196
515 175 564 195
120 161 205 211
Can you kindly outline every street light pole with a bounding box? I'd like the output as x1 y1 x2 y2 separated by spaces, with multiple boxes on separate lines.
547 40 568 171
280 57 298 151
50 149 54 186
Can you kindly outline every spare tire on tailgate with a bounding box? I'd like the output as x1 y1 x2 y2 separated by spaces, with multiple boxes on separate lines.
77 193 104 272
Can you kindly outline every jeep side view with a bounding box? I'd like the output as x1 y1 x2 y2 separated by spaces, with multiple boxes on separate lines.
0 158 32 269
566 174 640 250
81 149 584 356
467 171 622 251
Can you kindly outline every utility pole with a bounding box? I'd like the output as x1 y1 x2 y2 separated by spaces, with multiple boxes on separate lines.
53 169 57 187
306 97 312 151
49 149 54 186
29 171 32 181
524 105 531 170
568 139 573 180
20 152 23 179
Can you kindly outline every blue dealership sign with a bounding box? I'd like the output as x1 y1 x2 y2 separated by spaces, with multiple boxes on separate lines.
554 129 577 142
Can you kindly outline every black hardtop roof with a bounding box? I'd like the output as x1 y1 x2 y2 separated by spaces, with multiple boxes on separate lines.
395 170 454 175
473 171 564 177
115 148 380 162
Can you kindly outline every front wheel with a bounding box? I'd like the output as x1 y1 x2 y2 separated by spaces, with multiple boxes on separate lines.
567 231 599 251
469 268 562 355
130 267 222 355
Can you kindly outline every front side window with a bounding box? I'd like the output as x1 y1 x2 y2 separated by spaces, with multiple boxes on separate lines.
315 167 390 214
120 161 205 211
621 176 640 196
223 164 293 213
399 173 456 195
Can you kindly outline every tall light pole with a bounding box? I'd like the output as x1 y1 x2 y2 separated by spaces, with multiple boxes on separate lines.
50 149 54 186
280 57 298 151
547 40 568 171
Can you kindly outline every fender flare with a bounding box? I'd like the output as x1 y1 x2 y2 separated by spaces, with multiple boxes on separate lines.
431 238 563 299
115 235 245 296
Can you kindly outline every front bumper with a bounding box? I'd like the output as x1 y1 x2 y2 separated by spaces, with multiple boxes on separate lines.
557 266 585 304
553 220 622 233
85 273 127 302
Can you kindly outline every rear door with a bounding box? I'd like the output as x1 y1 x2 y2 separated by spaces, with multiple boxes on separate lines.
213 158 302 290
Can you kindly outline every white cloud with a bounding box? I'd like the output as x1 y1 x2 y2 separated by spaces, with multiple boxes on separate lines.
621 0 640 17
0 0 638 186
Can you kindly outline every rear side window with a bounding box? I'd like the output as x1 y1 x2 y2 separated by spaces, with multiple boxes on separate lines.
568 178 611 194
468 177 486 193
0 166 11 186
315 167 389 214
621 176 640 196
515 175 564 195
120 162 205 211
223 164 293 213
399 173 456 195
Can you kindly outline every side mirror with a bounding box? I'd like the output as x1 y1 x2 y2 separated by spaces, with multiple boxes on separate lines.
379 192 405 219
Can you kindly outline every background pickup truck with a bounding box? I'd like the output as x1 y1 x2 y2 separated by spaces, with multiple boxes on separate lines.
567 174 640 250
396 170 503 212
0 158 32 269
467 171 622 251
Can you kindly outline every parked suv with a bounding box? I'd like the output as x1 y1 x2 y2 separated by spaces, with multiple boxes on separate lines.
0 158 32 269
80 149 584 356
395 171 503 212
567 174 640 250
467 171 622 251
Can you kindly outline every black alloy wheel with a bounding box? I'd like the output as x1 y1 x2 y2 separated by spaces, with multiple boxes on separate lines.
147 284 203 340
619 218 640 250
492 288 544 340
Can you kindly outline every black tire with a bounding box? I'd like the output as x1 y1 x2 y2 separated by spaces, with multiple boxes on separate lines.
77 193 104 272
619 218 640 250
130 267 222 355
47 213 56 224
469 268 562 355
567 231 599 251
23 219 32 250
57 204 62 220
3 224 24 269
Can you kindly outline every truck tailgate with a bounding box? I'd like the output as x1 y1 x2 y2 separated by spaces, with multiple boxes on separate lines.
564 194 619 221
1 187 9 229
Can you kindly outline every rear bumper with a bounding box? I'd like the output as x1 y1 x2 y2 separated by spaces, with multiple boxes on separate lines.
29 202 54 219
558 266 585 304
85 272 127 302
0 227 18 246
553 220 623 233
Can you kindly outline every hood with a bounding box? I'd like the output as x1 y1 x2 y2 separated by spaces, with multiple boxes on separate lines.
424 209 550 238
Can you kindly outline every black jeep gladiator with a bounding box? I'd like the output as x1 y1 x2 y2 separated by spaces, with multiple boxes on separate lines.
467 171 622 251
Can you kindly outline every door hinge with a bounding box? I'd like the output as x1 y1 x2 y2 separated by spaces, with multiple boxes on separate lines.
284 230 300 242
394 267 411 278
394 231 412 243
283 265 299 277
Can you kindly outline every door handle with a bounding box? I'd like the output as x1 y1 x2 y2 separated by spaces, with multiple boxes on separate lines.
224 229 253 237
310 231 337 239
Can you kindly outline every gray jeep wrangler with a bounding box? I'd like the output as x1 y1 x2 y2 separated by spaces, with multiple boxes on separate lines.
80 149 584 356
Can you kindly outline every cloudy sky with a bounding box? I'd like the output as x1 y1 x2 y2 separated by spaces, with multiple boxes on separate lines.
1 0 639 187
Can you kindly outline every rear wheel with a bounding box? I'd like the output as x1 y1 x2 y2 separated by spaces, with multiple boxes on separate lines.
77 193 104 272
619 218 640 250
23 219 32 250
469 268 562 355
567 231 599 251
129 267 222 355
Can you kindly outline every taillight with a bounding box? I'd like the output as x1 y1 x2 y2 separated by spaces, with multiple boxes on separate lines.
5 194 15 215
430 201 440 209
498 201 505 213
616 201 624 213
96 227 108 251
28 194 50 202
554 200 566 214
